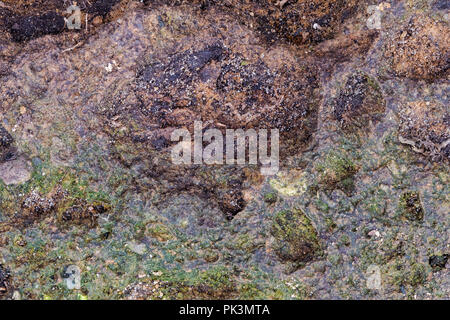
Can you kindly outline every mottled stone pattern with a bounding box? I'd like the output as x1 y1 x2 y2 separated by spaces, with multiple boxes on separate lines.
0 0 448 300
385 14 449 81
0 124 14 162
154 0 360 45
0 264 10 296
332 71 385 132
398 100 449 161
134 42 321 155
271 208 322 272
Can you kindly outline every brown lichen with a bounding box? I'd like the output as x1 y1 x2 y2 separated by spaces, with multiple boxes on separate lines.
0 124 14 162
332 71 385 133
397 100 449 161
385 14 449 81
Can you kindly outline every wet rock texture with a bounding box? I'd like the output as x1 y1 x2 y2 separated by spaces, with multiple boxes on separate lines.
429 254 449 271
271 208 321 272
1 0 123 42
0 0 448 300
16 186 108 229
0 264 10 296
332 71 385 133
9 11 65 42
385 14 449 81
397 100 449 161
398 191 425 222
133 40 320 156
156 0 360 45
0 124 14 162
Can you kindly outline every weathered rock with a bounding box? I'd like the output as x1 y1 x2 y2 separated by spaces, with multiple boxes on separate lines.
0 156 31 185
332 71 385 132
0 264 10 296
315 149 358 195
18 187 108 228
429 254 448 271
432 0 450 10
134 41 321 156
22 191 56 217
60 200 106 228
62 265 81 290
1 0 66 16
0 124 14 162
88 0 121 17
2 0 125 42
397 100 449 161
385 14 449 81
270 208 321 269
0 0 448 300
10 11 65 42
90 5 321 216
314 30 380 65
157 0 360 45
50 137 76 167
398 191 424 222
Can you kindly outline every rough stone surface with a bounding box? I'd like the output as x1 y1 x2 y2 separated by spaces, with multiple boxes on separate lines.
397 100 449 161
271 208 321 271
385 14 449 81
0 0 448 300
332 71 385 133
0 157 31 185
0 124 14 162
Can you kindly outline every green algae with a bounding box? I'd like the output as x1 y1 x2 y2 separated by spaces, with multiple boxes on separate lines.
271 208 321 269
315 149 358 194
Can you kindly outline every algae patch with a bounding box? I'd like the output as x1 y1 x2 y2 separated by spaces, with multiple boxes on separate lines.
271 208 321 272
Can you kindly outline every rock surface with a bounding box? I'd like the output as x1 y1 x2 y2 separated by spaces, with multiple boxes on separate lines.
0 0 448 300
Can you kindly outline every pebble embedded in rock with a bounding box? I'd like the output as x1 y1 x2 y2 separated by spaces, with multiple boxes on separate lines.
429 254 449 271
62 265 81 290
0 156 31 185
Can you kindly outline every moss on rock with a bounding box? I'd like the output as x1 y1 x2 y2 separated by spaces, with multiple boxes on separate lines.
263 191 278 205
398 191 424 222
271 208 321 269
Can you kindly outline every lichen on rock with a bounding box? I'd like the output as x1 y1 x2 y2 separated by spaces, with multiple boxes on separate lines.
270 208 321 271
385 14 449 81
397 100 449 161
0 0 448 301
